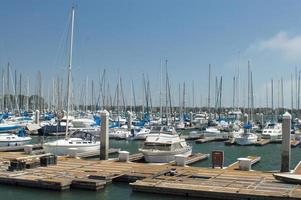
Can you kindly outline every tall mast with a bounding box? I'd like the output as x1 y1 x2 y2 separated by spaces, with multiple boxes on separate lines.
281 77 284 109
247 61 250 117
208 64 211 113
232 76 235 109
65 7 75 137
159 59 162 120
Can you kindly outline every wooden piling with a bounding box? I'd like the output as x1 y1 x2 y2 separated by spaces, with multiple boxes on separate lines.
100 110 109 160
281 112 291 172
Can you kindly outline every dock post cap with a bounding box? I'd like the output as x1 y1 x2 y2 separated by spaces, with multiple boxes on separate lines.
283 112 292 119
244 113 248 117
100 110 109 116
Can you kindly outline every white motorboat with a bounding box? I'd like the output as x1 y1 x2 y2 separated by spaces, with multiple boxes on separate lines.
235 124 258 145
43 131 100 156
109 128 131 139
262 122 282 141
71 118 96 128
132 127 151 140
139 126 192 163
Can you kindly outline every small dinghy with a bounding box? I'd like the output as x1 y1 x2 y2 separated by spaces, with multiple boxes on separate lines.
273 173 301 184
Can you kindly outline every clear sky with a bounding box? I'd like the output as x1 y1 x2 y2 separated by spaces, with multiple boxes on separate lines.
1 0 301 108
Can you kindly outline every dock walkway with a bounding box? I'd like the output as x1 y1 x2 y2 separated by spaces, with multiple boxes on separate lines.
0 152 300 199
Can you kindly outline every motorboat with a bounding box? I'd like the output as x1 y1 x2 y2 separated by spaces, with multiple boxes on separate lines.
139 126 192 163
109 128 131 139
132 127 151 140
262 122 282 141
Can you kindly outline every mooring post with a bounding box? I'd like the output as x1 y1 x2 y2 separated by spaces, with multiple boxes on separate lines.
281 111 291 172
100 110 109 160
127 111 132 131
260 113 264 129
190 112 193 127
35 110 40 124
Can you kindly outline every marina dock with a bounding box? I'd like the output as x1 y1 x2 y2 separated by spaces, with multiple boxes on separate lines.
0 152 300 199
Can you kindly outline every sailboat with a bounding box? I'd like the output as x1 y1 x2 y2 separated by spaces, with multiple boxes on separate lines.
43 7 100 156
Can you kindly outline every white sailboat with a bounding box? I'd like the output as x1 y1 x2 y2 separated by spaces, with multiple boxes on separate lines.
0 128 31 147
235 124 258 145
43 7 100 155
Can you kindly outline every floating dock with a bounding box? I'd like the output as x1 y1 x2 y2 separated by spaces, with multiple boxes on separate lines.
0 144 43 152
195 137 228 144
131 167 301 199
0 152 300 199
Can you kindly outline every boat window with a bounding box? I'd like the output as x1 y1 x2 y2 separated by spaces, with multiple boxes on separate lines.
76 142 81 144
171 142 183 150
6 137 10 139
83 142 87 144
268 131 272 133
263 131 267 133
143 143 171 151
69 142 73 144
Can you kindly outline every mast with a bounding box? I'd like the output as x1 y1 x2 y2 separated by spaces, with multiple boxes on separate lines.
159 59 162 121
232 76 235 109
65 7 75 137
291 73 294 112
247 61 250 117
208 64 211 113
281 77 284 109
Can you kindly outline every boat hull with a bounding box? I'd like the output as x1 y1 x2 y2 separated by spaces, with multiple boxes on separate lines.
141 147 192 163
43 141 100 156
235 136 257 145
0 138 31 147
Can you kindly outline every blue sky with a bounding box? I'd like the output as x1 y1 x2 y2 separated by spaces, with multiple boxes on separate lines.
1 0 301 108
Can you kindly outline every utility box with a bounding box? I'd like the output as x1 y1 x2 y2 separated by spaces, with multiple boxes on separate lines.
212 151 224 169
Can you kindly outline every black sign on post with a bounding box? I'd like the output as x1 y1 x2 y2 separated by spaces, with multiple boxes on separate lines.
212 151 224 169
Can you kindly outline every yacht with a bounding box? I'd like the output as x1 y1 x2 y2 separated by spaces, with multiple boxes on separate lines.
43 131 100 155
262 122 282 141
203 126 221 136
139 126 192 163
109 128 131 139
192 113 208 129
132 127 151 140
235 124 258 145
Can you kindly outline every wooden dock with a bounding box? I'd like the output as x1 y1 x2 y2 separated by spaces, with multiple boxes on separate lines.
180 134 202 140
0 144 43 152
256 139 300 147
291 140 300 147
131 167 301 199
0 152 300 199
224 138 235 145
75 148 120 158
195 137 228 144
256 139 271 146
